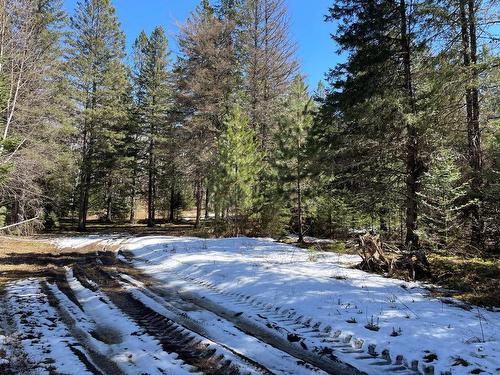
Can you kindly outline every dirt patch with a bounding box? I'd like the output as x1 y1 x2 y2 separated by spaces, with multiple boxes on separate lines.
90 325 123 345
0 236 111 288
0 237 59 287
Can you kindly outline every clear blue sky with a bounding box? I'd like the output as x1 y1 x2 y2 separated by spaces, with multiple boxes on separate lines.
62 0 343 89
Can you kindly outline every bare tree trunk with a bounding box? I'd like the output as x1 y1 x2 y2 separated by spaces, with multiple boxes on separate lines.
296 138 304 243
105 176 112 222
78 80 96 232
129 162 137 223
296 171 303 243
78 119 91 232
78 162 90 231
204 187 210 219
194 179 202 228
400 0 419 249
460 0 484 249
147 125 155 227
169 182 175 222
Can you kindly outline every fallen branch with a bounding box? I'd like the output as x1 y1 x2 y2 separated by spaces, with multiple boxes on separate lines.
355 232 431 280
0 216 39 231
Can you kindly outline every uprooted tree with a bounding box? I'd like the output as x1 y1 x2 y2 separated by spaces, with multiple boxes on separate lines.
356 232 431 280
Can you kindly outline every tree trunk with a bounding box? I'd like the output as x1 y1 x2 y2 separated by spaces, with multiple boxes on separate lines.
105 176 112 223
204 187 210 219
297 176 303 243
194 179 202 228
78 162 91 232
460 0 484 249
129 162 137 224
78 81 96 232
78 128 91 232
296 150 304 243
400 0 419 249
147 128 155 227
169 183 175 222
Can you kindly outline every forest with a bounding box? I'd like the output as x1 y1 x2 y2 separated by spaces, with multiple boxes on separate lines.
0 0 499 252
0 1 499 374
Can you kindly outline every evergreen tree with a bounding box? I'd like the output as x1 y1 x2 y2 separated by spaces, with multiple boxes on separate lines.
420 150 468 249
320 0 430 251
276 75 314 242
174 0 240 227
241 0 299 235
213 104 260 231
66 0 127 230
132 26 171 227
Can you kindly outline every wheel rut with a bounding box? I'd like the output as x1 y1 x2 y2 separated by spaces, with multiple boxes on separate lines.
73 260 270 375
115 249 422 375
92 251 368 375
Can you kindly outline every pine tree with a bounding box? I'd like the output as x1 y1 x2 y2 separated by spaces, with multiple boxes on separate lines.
132 26 171 227
92 60 130 222
66 0 127 231
213 104 260 231
276 75 314 242
240 0 298 235
242 0 298 149
174 0 240 227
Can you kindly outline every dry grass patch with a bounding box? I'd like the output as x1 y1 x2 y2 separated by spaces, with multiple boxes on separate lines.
0 236 59 286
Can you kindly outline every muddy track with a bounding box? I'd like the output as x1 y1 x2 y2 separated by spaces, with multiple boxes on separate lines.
73 261 267 375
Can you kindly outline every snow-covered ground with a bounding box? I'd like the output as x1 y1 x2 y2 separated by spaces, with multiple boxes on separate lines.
115 235 500 375
4 278 94 374
2 275 193 375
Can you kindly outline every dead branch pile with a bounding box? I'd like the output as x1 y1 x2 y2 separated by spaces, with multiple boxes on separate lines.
356 232 431 280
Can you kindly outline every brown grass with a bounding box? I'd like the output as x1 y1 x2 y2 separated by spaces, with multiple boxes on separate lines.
0 237 57 286
0 236 106 287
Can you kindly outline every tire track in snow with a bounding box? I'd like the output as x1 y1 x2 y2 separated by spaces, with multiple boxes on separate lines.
105 251 369 375
73 261 267 375
119 249 425 375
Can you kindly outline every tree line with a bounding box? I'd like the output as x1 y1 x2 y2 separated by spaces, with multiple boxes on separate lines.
0 0 498 254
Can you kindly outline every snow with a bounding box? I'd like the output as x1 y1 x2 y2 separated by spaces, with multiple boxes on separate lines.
121 236 500 375
63 268 194 375
5 278 93 375
116 271 328 374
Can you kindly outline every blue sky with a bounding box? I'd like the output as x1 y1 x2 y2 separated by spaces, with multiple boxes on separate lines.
62 0 343 89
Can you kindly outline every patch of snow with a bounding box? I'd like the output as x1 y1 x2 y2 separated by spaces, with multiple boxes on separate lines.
117 272 328 374
122 236 500 375
64 268 193 375
6 278 94 375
